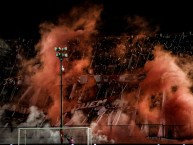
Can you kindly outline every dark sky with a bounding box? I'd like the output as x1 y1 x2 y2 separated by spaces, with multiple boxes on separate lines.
0 0 192 39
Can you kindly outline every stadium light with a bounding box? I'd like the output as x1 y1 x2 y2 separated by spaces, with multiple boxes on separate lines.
54 47 68 144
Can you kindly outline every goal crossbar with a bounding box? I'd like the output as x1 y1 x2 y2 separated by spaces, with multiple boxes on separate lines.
18 127 92 145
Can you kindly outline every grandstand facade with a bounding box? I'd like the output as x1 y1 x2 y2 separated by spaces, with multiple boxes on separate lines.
0 32 193 143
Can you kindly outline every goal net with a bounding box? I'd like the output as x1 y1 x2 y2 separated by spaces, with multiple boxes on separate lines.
18 127 92 145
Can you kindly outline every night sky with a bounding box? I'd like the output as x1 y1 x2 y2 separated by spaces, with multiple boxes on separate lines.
0 0 192 39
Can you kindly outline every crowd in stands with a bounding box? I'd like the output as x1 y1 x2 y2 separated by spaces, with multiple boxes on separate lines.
0 32 193 103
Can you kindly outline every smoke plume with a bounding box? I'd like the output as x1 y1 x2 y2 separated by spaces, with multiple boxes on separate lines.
20 5 102 125
139 45 193 139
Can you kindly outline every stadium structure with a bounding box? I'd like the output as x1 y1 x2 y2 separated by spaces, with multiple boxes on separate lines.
0 32 193 144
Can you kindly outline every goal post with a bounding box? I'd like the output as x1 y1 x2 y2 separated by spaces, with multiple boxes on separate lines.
18 127 92 145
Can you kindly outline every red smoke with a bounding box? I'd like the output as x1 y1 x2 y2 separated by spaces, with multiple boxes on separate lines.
18 5 193 144
139 45 193 139
21 5 102 125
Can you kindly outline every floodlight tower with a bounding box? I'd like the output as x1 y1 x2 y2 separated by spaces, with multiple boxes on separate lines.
54 47 68 144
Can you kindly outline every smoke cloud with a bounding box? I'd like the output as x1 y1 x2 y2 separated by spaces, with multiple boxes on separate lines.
1 2 193 144
139 45 193 139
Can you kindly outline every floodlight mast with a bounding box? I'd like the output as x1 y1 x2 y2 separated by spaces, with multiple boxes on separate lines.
54 47 68 144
